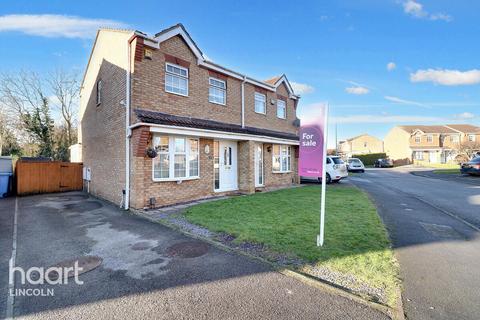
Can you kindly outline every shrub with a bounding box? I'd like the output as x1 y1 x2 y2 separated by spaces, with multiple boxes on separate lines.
351 153 387 166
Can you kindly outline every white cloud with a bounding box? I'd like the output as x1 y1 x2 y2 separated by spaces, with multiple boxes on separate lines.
402 0 452 22
410 69 480 86
384 95 427 107
387 62 396 71
291 82 314 95
454 112 475 120
0 14 127 38
332 114 445 124
345 86 369 95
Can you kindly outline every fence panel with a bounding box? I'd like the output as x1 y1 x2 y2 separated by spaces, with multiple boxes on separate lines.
16 161 83 195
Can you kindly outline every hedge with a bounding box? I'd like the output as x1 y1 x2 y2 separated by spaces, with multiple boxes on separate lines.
351 153 387 166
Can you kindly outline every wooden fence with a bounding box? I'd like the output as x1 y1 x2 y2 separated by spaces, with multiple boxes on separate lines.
16 161 83 195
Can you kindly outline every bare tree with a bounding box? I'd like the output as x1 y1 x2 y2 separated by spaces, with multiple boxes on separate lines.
454 140 480 162
48 69 79 146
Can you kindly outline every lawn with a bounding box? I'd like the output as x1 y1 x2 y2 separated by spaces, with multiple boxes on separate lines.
434 168 460 174
184 185 399 306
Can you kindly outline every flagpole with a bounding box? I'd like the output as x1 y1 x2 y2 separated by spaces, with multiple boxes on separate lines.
318 103 329 247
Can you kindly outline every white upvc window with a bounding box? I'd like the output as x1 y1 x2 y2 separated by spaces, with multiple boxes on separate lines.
165 63 188 96
209 77 226 105
468 134 476 142
276 99 286 119
153 135 199 181
272 145 291 173
254 92 266 114
451 135 460 143
427 135 433 143
415 136 421 143
414 151 424 160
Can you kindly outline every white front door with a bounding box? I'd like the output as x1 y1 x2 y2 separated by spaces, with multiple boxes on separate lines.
254 143 264 187
216 140 238 192
429 151 437 163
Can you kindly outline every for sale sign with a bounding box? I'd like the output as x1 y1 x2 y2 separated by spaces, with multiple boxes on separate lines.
298 105 327 177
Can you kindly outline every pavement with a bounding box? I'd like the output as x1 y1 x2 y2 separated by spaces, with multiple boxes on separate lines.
0 192 388 320
349 167 480 320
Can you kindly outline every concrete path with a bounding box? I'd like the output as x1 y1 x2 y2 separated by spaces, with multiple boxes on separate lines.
349 168 480 320
1 192 388 319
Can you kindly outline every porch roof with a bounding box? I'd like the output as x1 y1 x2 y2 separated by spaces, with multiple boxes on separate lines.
134 109 299 141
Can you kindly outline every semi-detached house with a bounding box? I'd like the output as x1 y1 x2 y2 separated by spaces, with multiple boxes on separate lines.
77 24 301 209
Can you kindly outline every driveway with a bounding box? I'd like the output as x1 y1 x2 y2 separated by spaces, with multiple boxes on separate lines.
1 192 387 319
349 168 480 320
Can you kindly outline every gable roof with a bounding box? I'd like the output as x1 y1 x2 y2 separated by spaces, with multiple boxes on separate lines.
445 124 480 134
399 125 458 134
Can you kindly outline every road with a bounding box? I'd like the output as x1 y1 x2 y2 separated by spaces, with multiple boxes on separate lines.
1 192 387 320
349 168 480 320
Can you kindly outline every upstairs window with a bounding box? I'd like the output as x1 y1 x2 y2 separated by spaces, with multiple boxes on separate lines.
255 93 266 114
468 134 476 142
415 136 421 143
272 145 291 173
276 100 286 119
96 79 102 105
451 135 460 143
209 78 226 105
427 135 433 143
165 63 188 96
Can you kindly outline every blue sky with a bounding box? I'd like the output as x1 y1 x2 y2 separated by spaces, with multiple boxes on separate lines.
1 0 479 147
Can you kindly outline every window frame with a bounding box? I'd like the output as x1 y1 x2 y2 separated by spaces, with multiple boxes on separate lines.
415 136 421 144
451 135 460 143
254 92 266 115
276 99 286 119
272 145 291 173
96 79 102 106
468 134 476 142
165 62 189 97
426 134 433 143
152 135 200 182
208 77 226 106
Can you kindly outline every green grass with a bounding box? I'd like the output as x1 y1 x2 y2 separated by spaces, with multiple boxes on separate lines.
184 185 399 306
434 168 460 174
414 160 460 169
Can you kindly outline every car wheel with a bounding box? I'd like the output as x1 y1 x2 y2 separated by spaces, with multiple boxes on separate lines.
361 169 365 173
326 173 332 184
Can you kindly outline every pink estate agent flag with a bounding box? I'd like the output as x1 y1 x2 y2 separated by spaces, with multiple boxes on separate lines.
298 105 327 177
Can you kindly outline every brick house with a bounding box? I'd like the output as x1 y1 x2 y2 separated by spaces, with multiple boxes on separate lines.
77 24 301 209
337 134 384 158
384 124 480 164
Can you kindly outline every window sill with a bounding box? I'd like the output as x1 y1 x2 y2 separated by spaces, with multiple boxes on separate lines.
209 101 226 106
276 116 287 120
272 170 292 174
165 90 189 97
152 176 199 182
255 111 267 116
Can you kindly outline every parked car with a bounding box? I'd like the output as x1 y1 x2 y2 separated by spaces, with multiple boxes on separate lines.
347 158 365 173
301 156 348 184
374 158 394 168
460 157 480 176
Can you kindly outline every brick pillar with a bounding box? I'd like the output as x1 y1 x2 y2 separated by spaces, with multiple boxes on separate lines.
238 140 255 193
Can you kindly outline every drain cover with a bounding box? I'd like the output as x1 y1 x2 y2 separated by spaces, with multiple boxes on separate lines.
47 255 103 280
166 241 209 258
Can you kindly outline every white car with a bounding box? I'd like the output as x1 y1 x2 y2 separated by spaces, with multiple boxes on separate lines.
301 156 348 184
347 158 365 173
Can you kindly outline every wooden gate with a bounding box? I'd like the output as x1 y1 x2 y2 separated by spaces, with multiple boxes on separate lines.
16 161 83 195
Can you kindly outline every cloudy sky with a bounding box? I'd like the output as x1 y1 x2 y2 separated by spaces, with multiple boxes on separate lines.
1 0 479 146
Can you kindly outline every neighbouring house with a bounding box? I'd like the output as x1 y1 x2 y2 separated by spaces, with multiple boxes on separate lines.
78 24 300 209
384 124 480 164
337 134 383 158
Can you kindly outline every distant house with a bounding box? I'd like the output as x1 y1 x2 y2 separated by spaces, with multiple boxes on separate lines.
384 124 480 164
337 134 383 158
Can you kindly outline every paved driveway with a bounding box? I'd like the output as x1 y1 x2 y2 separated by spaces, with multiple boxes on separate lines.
349 168 480 320
1 192 387 319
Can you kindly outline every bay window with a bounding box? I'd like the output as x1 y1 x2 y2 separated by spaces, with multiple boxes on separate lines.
272 145 291 173
153 135 199 180
165 63 188 96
